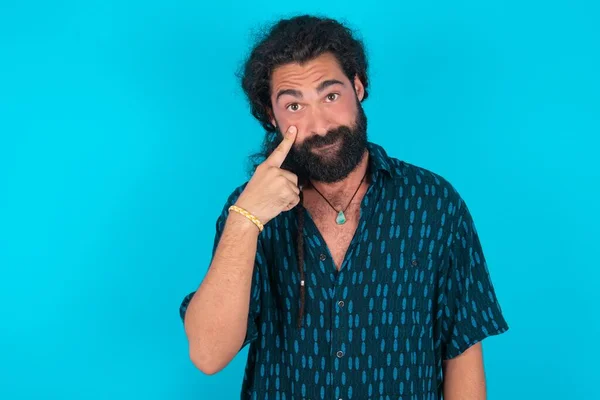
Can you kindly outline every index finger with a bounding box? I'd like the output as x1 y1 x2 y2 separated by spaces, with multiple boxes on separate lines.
265 125 297 168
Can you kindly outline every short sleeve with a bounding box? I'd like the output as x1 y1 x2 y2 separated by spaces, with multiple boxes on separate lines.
178 185 263 349
440 200 509 360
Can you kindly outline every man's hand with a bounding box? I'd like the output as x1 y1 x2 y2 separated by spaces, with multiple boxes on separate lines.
235 125 301 224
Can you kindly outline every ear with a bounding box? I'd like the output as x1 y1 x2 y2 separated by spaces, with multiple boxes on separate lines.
353 75 365 102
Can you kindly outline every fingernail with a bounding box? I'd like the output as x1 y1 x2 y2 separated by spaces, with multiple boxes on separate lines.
289 126 297 134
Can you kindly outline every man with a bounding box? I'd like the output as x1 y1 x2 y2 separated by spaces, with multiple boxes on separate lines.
179 14 509 400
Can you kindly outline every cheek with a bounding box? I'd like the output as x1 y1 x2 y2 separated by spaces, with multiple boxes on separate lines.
328 99 357 124
274 112 307 136
273 107 300 127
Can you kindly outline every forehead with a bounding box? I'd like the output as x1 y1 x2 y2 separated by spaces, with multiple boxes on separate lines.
270 53 347 92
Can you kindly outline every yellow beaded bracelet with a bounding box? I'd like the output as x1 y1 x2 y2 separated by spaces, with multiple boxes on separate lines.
228 205 264 232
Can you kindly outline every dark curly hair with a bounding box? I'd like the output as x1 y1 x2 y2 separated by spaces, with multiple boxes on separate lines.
239 14 369 134
237 14 371 328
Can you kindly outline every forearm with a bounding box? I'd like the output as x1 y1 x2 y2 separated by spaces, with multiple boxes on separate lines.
184 212 260 374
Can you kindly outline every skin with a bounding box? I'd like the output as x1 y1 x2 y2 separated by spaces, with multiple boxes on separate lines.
269 51 369 203
185 51 487 398
443 343 486 399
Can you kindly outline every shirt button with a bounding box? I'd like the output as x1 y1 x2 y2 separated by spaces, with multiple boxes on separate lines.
337 300 344 308
319 253 327 261
336 350 344 358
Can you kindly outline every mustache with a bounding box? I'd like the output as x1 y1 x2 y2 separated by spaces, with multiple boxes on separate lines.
299 126 351 149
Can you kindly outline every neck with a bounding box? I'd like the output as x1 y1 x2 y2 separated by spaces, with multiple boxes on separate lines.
308 150 370 197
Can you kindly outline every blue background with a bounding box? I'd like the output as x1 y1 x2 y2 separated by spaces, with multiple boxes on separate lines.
1 0 598 399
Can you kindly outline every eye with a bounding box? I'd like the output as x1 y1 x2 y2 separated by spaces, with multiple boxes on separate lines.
286 103 303 112
325 93 340 102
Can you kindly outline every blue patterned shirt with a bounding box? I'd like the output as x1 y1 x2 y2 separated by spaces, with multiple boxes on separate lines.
179 142 509 400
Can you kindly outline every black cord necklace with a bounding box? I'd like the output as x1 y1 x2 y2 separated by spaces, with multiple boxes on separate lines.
310 169 368 225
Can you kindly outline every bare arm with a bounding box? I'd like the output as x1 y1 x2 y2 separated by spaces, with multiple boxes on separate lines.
442 342 486 399
183 125 300 375
183 212 260 374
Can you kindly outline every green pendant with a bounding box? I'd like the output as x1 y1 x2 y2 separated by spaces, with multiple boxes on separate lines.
336 210 347 225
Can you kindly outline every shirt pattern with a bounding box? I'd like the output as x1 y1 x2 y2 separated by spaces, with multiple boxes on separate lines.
180 142 509 400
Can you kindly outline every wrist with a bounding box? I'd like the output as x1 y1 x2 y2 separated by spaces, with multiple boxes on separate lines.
228 205 264 233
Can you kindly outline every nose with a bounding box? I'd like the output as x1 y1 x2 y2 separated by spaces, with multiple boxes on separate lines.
306 106 333 136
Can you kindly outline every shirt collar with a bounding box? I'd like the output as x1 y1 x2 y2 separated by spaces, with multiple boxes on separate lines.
366 142 394 178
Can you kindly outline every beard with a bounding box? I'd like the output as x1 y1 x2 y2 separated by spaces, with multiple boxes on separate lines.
277 100 368 184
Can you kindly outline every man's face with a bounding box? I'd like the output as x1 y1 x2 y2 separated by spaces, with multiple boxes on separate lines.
269 52 368 183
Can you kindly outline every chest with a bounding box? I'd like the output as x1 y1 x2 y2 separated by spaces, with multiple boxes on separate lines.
304 197 363 271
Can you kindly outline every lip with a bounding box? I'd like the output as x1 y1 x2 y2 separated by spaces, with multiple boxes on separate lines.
315 142 337 149
312 138 341 152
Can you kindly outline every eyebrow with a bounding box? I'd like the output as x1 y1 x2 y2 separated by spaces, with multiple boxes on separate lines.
275 79 346 103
